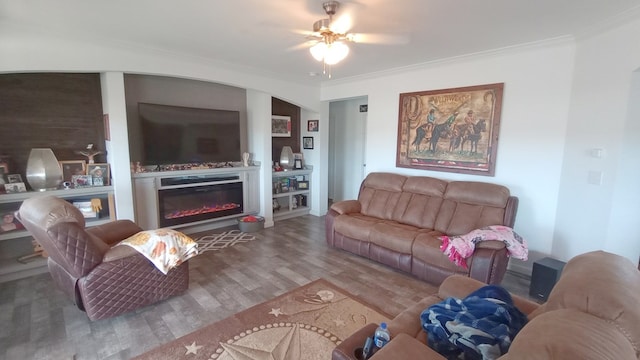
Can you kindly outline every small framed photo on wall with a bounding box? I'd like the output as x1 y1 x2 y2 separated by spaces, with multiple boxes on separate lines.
307 120 319 132
303 136 314 150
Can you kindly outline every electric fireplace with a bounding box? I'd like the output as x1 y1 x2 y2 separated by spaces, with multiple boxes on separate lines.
158 176 243 227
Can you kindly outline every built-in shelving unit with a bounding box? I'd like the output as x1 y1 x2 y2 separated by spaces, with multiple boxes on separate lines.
0 186 115 283
272 168 312 221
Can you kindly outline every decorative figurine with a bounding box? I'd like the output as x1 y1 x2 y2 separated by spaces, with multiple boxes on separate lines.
75 143 103 164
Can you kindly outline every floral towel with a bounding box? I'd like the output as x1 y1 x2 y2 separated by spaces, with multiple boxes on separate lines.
439 225 528 269
117 229 199 275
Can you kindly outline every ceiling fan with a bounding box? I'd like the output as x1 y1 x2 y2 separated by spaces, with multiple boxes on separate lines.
303 1 358 78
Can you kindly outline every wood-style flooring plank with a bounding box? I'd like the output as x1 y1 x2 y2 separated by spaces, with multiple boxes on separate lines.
0 215 533 360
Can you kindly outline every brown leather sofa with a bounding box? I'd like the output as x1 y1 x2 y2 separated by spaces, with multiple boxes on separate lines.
326 172 518 285
333 250 640 360
17 195 189 321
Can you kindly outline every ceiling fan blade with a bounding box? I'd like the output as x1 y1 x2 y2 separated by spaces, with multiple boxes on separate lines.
330 13 353 34
350 32 410 45
286 40 319 52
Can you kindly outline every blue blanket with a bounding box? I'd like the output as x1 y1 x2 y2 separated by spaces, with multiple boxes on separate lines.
421 285 527 360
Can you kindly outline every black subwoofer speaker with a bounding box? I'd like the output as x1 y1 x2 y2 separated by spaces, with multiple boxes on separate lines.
529 257 566 301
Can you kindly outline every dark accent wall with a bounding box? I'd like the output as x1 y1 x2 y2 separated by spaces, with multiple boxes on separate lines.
272 97 301 164
0 73 106 184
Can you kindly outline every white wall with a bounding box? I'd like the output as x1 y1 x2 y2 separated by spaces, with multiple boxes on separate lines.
555 17 640 263
321 40 576 273
320 15 640 271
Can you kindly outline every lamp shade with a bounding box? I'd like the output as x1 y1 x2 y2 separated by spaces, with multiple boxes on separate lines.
310 42 327 61
309 41 349 65
26 148 63 191
324 41 349 65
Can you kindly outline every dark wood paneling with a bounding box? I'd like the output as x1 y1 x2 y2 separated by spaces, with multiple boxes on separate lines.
0 73 105 185
272 97 301 164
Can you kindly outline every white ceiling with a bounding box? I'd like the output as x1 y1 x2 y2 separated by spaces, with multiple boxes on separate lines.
2 0 640 84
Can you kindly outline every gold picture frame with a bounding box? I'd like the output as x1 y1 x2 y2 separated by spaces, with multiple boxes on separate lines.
396 83 504 176
59 160 87 183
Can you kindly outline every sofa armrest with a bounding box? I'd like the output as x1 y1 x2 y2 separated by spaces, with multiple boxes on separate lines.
332 323 378 360
86 220 143 246
330 200 361 215
370 333 444 359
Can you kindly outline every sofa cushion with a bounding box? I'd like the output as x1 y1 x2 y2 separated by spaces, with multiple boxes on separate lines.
359 173 406 220
369 222 423 255
434 181 510 235
391 176 447 229
412 231 464 273
333 214 382 242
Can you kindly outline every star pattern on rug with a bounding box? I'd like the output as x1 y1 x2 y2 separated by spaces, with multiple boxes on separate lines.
269 308 283 317
184 341 203 355
220 323 301 360
333 318 346 327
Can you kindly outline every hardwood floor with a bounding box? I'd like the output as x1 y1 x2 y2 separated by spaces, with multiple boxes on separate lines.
0 215 533 360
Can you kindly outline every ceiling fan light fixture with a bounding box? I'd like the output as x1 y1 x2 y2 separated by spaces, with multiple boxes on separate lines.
324 41 349 65
310 42 327 61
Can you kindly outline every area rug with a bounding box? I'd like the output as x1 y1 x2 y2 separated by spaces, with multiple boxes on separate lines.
195 230 257 254
134 279 391 360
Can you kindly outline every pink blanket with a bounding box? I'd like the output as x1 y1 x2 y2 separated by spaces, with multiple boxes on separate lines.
439 225 528 269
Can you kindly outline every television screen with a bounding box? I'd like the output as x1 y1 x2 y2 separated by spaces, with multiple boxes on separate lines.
138 103 242 165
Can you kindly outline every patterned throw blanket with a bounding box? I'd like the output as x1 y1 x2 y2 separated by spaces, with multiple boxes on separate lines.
117 229 198 275
421 285 527 360
439 225 528 269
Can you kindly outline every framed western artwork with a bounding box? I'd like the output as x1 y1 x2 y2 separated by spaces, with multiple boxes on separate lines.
396 83 504 176
271 115 292 137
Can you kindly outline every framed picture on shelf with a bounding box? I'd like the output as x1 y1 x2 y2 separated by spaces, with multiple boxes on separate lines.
71 174 92 188
298 180 309 190
0 211 24 233
59 160 87 183
271 115 291 137
87 163 110 186
7 174 22 183
303 136 314 149
72 201 97 218
0 165 7 184
4 182 27 193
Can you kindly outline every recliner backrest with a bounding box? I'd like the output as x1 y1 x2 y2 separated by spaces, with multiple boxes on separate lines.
358 172 406 221
18 195 109 278
434 181 512 235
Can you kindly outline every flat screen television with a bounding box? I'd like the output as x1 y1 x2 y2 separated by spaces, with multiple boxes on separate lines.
137 102 242 165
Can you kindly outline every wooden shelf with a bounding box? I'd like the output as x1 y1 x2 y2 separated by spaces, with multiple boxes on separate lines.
272 168 311 221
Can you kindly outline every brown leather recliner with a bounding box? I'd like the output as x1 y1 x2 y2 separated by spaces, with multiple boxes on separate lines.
17 195 189 321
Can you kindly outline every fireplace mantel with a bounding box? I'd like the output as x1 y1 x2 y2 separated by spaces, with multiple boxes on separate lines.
132 165 260 232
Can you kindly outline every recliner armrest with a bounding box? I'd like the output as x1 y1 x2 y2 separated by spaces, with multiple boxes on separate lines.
86 220 143 246
330 200 361 215
370 333 444 359
332 323 378 360
103 245 139 262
